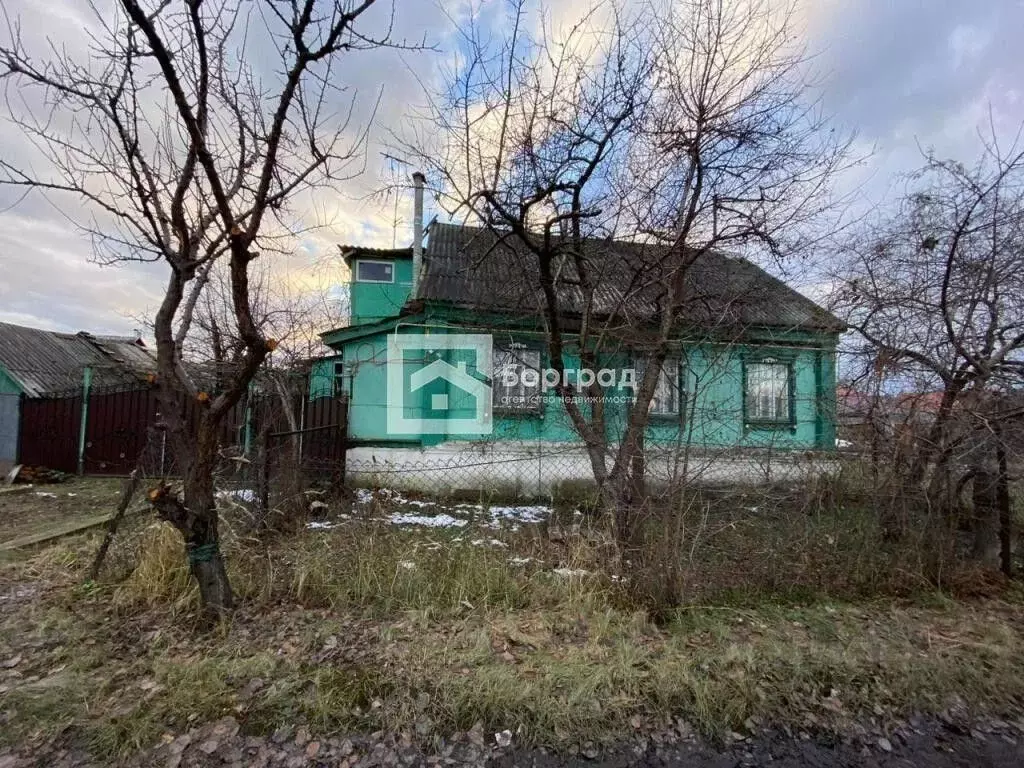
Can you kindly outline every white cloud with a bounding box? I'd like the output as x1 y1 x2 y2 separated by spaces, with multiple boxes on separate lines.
0 0 1019 335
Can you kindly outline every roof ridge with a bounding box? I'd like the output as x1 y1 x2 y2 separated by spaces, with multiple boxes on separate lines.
417 223 845 333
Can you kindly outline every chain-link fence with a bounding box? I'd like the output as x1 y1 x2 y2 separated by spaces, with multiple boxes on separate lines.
342 441 842 502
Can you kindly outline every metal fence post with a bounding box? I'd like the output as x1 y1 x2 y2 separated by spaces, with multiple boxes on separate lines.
76 365 93 475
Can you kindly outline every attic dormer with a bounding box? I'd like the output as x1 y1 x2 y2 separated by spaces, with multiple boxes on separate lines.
341 246 414 324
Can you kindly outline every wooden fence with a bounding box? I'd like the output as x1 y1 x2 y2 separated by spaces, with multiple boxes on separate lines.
17 383 348 478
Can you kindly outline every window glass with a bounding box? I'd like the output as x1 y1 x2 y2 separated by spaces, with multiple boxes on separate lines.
333 360 348 396
746 360 790 422
636 358 681 415
356 260 394 283
492 345 541 411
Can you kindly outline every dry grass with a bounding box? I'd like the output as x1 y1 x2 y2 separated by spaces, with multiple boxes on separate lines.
1 480 1023 760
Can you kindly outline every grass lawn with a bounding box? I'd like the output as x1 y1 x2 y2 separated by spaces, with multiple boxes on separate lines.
1 482 1023 761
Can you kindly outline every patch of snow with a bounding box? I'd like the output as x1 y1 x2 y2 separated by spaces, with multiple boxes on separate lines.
306 521 335 530
508 556 533 565
355 487 439 509
470 538 508 548
489 505 550 524
35 492 56 498
389 513 468 528
398 560 417 570
217 488 257 503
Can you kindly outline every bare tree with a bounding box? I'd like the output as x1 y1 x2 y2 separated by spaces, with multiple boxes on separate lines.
397 0 851 541
832 126 1024 500
0 0 409 621
191 259 343 513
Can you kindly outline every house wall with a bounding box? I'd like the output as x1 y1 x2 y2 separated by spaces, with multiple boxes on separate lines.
349 257 414 324
0 363 22 469
313 322 839 453
0 364 22 396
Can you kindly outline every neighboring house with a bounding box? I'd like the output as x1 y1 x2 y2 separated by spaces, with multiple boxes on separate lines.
0 321 156 470
313 199 844 492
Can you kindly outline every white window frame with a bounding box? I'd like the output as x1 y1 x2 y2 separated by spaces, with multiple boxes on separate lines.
635 358 682 417
492 344 542 412
332 360 349 397
745 358 792 425
355 259 395 284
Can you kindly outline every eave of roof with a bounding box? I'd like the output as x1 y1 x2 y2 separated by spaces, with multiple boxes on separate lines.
320 312 426 347
338 245 412 267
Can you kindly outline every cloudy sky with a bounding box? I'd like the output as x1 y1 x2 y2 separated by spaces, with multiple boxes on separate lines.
0 0 1020 336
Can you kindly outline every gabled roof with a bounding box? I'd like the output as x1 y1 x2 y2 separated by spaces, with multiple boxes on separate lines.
418 223 844 334
0 321 156 396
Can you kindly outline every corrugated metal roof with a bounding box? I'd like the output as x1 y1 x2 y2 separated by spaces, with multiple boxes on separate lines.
418 223 844 333
339 245 412 267
0 321 156 396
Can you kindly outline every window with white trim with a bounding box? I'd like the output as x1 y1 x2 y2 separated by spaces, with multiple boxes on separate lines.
333 360 349 397
636 358 682 416
745 359 791 423
355 259 394 283
492 345 542 411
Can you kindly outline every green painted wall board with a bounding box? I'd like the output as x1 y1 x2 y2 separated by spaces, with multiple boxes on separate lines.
349 256 414 324
0 364 23 395
319 318 839 451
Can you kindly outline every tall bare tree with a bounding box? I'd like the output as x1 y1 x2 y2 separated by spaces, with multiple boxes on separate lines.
398 0 851 540
0 0 408 621
832 126 1024 496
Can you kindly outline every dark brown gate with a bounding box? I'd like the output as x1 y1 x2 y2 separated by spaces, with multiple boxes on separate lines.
18 393 82 473
82 387 160 475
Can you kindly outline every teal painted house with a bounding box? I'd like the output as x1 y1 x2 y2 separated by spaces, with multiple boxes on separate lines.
316 218 844 491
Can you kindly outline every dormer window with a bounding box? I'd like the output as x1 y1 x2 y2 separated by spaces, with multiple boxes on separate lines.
355 259 394 283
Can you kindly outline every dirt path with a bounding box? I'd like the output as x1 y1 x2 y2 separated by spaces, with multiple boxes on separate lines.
0 478 121 550
2 714 1020 768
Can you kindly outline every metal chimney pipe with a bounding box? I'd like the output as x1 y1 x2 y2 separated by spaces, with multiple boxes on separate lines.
411 171 425 297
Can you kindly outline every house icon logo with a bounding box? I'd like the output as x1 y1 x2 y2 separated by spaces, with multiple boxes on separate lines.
386 333 493 435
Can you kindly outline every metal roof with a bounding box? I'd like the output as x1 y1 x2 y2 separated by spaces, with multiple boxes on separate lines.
418 223 845 334
338 245 412 267
0 321 156 397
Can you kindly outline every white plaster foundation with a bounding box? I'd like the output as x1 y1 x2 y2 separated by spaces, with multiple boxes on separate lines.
346 441 838 496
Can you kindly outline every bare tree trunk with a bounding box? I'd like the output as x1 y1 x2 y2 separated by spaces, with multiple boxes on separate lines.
971 464 1000 569
184 423 233 621
152 417 234 624
996 424 1013 577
